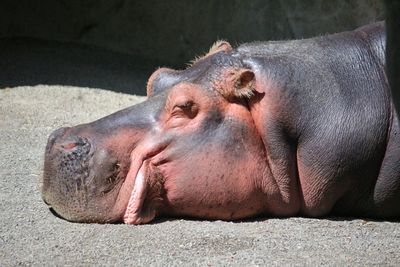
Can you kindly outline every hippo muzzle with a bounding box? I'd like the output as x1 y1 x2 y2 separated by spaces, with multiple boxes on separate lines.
42 125 127 223
41 95 168 223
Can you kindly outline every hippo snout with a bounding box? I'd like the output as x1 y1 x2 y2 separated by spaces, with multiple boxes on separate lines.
42 128 93 205
44 128 93 189
41 124 129 222
44 127 93 173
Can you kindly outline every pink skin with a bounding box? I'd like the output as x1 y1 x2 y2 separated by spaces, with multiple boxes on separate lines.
113 81 289 224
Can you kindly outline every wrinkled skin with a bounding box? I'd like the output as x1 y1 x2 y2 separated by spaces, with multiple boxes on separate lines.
42 22 400 224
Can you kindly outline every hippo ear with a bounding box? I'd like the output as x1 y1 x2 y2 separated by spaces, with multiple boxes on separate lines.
215 68 258 100
207 40 232 56
146 68 181 97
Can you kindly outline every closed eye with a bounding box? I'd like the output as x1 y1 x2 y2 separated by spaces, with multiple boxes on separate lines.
172 101 198 119
173 101 194 110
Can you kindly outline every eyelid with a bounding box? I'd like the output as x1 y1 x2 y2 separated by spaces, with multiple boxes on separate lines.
172 100 194 110
173 100 194 110
170 100 198 120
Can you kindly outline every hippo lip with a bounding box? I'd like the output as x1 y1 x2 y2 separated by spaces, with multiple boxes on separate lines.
119 143 169 224
122 160 148 224
121 157 162 225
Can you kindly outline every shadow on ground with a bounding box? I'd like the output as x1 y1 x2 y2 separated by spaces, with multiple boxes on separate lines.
0 38 163 95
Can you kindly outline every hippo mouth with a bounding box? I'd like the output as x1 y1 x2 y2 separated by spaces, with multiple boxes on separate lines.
119 145 167 224
122 160 150 224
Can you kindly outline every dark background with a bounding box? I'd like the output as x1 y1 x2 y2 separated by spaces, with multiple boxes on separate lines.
0 0 384 95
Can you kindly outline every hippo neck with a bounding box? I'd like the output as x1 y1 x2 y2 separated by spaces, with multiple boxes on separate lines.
238 22 390 217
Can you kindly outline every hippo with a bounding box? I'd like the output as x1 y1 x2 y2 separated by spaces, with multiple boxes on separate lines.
41 22 400 224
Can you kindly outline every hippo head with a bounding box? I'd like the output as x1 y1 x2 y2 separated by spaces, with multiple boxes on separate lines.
41 42 273 224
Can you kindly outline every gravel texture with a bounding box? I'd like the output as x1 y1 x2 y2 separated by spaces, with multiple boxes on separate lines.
1 85 400 266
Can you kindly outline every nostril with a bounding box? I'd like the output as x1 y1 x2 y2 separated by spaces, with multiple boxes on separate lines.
58 136 90 154
61 142 79 150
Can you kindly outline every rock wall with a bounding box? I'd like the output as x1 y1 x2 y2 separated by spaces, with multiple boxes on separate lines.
0 0 384 68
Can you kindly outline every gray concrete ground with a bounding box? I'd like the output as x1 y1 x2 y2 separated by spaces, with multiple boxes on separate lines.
1 85 400 266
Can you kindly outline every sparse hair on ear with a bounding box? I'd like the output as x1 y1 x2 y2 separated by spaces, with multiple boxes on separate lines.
189 40 233 66
213 68 256 100
233 70 255 99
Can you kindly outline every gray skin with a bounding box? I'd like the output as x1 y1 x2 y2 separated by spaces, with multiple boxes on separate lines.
239 21 397 218
41 22 400 224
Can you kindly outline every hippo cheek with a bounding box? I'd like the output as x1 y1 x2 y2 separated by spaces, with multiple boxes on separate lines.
160 140 267 220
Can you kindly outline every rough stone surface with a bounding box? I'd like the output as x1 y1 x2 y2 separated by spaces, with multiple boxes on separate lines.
1 85 400 266
0 0 384 67
0 1 385 92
